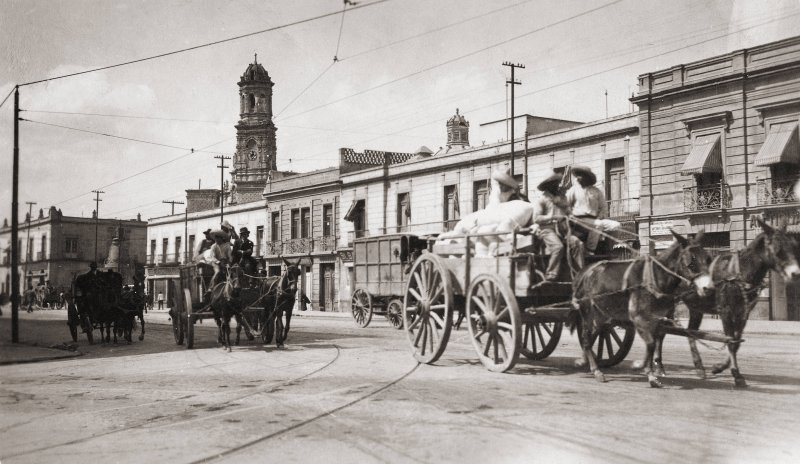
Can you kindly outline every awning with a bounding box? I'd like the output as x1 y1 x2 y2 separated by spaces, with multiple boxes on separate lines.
343 199 364 222
754 122 799 166
680 134 722 175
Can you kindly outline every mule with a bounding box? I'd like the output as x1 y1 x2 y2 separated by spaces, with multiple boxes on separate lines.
572 230 713 388
668 219 800 388
256 258 302 349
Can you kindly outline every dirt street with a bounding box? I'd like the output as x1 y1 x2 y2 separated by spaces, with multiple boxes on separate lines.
1 308 799 463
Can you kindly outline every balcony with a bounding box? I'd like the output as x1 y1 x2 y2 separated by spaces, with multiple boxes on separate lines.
36 251 46 261
683 183 731 212
314 236 337 252
263 241 282 256
606 198 640 222
283 238 313 255
756 177 799 206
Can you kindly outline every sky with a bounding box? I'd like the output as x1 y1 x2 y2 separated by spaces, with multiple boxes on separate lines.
1 0 798 222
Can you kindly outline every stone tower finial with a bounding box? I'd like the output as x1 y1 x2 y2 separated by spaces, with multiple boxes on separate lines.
446 108 469 149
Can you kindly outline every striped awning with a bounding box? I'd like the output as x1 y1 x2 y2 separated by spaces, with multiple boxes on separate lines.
754 122 799 166
680 134 722 175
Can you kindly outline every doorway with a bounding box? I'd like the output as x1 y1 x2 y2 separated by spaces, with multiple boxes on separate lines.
320 264 335 311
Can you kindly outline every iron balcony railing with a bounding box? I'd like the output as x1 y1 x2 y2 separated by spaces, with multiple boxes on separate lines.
606 198 640 222
283 238 313 255
756 177 799 206
263 241 282 256
314 235 337 252
683 183 731 212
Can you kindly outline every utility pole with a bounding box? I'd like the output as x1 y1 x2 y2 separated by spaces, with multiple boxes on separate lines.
214 155 231 221
184 208 189 264
23 201 36 289
605 89 609 119
92 190 104 262
503 61 524 176
11 86 20 343
523 131 529 196
162 200 184 216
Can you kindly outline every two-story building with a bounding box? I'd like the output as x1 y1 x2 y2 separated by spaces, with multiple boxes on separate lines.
632 35 800 320
0 206 147 293
336 110 641 311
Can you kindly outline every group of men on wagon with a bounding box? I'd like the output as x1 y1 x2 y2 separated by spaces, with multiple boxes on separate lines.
461 164 612 282
192 220 258 291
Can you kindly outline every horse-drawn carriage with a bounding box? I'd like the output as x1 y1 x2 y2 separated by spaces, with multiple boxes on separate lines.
400 227 635 372
70 270 146 344
171 260 301 350
350 233 434 328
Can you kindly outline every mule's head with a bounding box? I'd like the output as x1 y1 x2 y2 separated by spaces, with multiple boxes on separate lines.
281 257 303 294
671 229 714 296
755 218 800 280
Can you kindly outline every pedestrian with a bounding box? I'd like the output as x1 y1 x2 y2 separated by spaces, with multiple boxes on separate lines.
157 292 165 310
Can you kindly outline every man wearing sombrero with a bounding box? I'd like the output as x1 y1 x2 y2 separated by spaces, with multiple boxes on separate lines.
566 165 607 252
209 229 233 287
533 173 584 281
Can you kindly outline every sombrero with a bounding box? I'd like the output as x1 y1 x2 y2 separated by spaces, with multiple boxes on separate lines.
571 165 597 185
537 174 562 191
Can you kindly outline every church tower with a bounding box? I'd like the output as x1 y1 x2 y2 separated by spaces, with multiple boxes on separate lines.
446 108 469 149
230 55 278 204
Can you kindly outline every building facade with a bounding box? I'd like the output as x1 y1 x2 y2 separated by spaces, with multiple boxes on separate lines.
0 206 147 293
632 35 800 320
336 110 641 311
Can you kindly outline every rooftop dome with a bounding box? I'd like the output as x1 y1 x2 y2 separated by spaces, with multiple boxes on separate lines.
447 108 469 127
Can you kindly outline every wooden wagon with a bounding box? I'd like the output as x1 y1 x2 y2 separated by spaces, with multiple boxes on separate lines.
171 264 274 349
350 233 434 329
401 228 636 372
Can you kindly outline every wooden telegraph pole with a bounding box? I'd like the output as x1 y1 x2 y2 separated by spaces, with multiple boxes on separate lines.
162 200 184 216
11 86 20 342
92 190 104 262
214 155 230 221
502 61 524 176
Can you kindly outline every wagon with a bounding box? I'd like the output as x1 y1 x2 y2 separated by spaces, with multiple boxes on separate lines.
171 264 274 349
350 233 434 329
401 228 636 372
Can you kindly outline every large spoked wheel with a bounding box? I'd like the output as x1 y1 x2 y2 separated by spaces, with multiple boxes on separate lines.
386 298 405 330
593 322 635 368
402 254 453 364
520 321 563 360
184 289 195 349
171 308 184 345
466 274 521 373
351 289 373 328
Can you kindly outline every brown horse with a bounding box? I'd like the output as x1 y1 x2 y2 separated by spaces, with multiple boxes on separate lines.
675 219 800 387
572 230 713 388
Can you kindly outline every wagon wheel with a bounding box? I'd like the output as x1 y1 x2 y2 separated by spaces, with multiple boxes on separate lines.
520 321 563 360
402 253 453 364
385 298 405 330
466 274 521 373
351 289 373 328
592 322 635 368
184 289 195 349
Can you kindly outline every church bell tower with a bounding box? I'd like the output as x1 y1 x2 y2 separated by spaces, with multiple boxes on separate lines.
230 54 278 203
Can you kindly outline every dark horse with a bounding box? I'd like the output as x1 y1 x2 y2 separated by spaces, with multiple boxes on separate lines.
207 258 302 351
670 219 800 387
572 230 713 387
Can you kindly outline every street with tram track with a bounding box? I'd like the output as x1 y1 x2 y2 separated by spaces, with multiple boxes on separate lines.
2 308 799 463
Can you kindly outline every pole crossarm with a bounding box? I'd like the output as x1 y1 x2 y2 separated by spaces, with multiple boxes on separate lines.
92 190 105 262
214 155 231 221
162 200 185 216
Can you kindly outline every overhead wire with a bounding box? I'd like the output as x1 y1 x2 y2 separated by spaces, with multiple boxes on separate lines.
17 0 392 88
0 86 14 110
276 0 625 121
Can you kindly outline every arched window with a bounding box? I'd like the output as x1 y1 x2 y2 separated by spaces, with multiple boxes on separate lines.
248 94 256 113
259 94 266 111
250 69 255 80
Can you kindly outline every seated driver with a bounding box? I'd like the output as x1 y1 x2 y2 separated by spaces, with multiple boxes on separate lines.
533 173 584 281
209 230 233 287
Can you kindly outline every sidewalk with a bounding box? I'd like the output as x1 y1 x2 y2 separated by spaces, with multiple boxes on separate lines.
0 343 82 365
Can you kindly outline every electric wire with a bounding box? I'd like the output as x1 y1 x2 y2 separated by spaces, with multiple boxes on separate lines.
0 86 14 110
17 0 392 88
277 0 625 121
333 0 349 61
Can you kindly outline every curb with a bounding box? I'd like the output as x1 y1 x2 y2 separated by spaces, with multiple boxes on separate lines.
0 346 84 366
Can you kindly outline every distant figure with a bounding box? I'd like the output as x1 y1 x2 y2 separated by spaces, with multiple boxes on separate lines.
157 292 165 310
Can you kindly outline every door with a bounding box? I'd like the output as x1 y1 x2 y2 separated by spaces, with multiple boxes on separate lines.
320 264 335 311
771 272 788 320
605 158 626 217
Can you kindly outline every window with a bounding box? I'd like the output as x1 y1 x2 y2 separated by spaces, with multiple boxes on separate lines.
28 238 34 260
323 204 333 237
162 238 168 263
150 239 156 262
473 180 489 212
188 235 195 258
65 238 78 259
344 199 366 236
271 212 280 241
291 209 300 239
443 185 460 230
41 235 47 260
694 231 730 257
175 237 182 262
255 226 264 256
301 207 310 238
248 94 255 112
397 193 410 230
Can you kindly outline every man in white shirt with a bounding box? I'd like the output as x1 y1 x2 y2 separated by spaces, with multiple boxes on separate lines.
533 173 584 281
566 165 607 253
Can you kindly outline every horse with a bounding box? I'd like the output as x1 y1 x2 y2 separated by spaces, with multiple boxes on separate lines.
263 258 303 348
206 264 253 351
74 270 127 344
572 230 714 388
668 219 800 387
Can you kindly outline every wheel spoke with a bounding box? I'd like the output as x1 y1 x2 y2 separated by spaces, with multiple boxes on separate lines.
430 311 445 329
493 334 499 362
408 287 423 303
535 324 545 346
428 320 439 352
429 282 443 303
542 323 553 336
420 321 429 355
429 304 446 311
413 319 425 344
409 315 423 331
604 333 615 357
473 328 486 340
483 333 493 357
497 333 509 361
497 321 514 332
496 307 509 321
471 295 488 313
609 327 623 346
597 334 605 358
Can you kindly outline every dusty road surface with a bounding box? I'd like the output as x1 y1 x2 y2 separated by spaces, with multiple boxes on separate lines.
1 308 800 464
